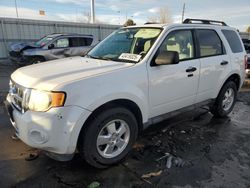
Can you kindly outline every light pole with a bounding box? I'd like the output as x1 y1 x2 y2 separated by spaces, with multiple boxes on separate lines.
181 3 185 23
91 0 95 23
15 0 19 18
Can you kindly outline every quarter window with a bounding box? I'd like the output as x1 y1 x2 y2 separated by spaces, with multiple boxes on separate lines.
197 30 223 57
222 30 243 53
158 30 194 61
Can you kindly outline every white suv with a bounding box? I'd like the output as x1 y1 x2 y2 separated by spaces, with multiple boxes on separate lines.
5 19 246 168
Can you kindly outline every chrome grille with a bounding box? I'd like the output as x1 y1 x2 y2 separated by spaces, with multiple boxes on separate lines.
9 80 29 113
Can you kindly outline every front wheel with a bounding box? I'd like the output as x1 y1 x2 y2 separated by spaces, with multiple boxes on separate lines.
28 56 45 65
78 107 138 168
210 81 237 117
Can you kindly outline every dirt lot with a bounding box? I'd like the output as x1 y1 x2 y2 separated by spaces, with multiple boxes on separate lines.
0 60 250 188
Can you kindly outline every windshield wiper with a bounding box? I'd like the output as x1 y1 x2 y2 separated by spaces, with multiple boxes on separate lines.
85 54 115 61
85 54 99 59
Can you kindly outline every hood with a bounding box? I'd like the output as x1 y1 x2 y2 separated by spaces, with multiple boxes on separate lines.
10 42 38 52
11 56 134 91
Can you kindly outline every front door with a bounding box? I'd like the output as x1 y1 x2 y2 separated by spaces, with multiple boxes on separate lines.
50 37 70 59
148 29 200 118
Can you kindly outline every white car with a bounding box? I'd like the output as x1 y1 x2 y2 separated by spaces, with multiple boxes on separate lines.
5 19 247 168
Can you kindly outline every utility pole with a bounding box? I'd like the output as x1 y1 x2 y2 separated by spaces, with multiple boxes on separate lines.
91 0 95 23
15 0 19 18
181 3 185 23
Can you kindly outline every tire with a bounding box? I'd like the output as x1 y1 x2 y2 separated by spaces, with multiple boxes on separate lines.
78 107 138 168
210 81 237 118
28 56 45 65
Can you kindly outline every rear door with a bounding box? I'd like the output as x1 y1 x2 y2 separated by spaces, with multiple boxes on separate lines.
68 37 93 56
195 29 231 103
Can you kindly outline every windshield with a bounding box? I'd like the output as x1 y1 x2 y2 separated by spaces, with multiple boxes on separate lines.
87 27 162 63
35 36 54 47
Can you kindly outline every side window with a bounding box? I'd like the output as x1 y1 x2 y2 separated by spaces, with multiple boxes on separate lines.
158 30 194 61
222 30 243 53
69 37 93 47
54 38 69 48
83 38 93 46
69 37 80 47
197 30 223 57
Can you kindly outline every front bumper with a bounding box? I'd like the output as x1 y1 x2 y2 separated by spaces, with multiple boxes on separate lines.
5 94 91 155
9 55 25 64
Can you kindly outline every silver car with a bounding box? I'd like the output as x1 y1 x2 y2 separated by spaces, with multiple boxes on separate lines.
9 33 97 65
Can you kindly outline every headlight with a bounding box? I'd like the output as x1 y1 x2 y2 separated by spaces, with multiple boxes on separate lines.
28 90 66 112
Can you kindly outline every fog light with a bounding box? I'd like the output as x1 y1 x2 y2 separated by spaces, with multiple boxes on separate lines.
29 129 48 144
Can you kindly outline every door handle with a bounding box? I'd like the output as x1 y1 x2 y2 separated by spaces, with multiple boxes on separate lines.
220 61 228 65
186 67 197 73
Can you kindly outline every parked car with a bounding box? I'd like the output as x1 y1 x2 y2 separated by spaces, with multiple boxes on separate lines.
242 39 250 77
246 54 250 78
242 38 250 53
9 33 97 65
5 19 246 168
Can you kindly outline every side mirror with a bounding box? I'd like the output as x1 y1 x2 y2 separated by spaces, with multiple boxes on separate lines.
154 51 179 66
48 43 55 49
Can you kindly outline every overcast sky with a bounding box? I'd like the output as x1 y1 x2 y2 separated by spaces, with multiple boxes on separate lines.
0 0 249 31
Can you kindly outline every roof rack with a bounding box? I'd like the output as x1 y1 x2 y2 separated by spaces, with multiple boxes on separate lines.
49 33 93 37
144 22 160 25
183 18 227 26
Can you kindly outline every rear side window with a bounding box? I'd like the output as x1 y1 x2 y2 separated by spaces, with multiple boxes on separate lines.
69 37 93 47
222 30 243 53
197 29 223 57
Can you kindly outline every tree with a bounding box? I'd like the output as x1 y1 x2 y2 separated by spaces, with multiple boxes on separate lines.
247 26 250 33
123 19 136 27
147 7 172 24
159 7 172 23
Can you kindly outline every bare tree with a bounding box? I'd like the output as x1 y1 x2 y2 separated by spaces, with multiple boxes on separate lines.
124 19 136 26
147 7 172 24
147 16 158 23
247 26 250 33
159 7 172 23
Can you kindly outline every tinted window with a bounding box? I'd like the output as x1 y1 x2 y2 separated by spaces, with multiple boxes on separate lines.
69 37 93 47
222 30 243 53
84 38 93 46
54 38 69 48
159 30 194 61
197 30 223 57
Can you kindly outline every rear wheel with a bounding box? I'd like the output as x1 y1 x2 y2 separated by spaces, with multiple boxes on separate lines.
78 107 138 168
210 81 237 117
